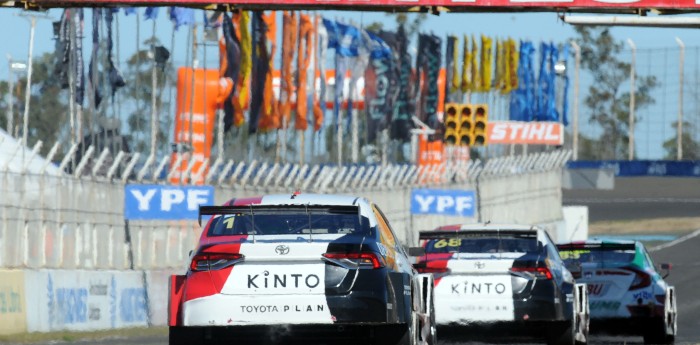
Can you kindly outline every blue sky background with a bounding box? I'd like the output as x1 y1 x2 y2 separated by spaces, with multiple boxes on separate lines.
0 8 699 159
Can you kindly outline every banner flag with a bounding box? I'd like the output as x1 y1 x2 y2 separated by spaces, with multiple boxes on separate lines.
391 24 413 142
279 11 297 129
495 38 504 92
509 40 535 122
322 18 361 130
460 34 470 93
470 35 479 93
364 30 393 143
444 35 456 103
295 14 313 131
259 11 278 130
144 7 159 20
235 11 251 128
480 34 493 92
248 11 268 134
105 10 125 98
220 12 241 131
312 15 323 132
416 34 442 139
316 15 329 132
168 7 195 30
560 44 570 126
89 8 103 109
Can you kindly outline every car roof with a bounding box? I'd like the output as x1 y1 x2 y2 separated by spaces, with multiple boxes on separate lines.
435 223 543 232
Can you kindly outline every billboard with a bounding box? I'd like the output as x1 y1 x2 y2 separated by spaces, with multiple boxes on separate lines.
124 184 215 220
411 189 477 217
487 121 564 146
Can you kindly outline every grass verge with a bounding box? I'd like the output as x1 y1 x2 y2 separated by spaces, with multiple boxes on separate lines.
0 327 167 344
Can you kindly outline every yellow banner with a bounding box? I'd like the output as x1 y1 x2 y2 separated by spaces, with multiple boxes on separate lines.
0 270 27 335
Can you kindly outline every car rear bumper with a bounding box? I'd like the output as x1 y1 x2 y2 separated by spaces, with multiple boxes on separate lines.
182 291 390 326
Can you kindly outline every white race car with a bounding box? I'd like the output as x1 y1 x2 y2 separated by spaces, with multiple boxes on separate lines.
169 193 436 345
415 224 589 345
557 240 677 344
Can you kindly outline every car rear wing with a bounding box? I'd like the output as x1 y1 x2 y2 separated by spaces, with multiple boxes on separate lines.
418 230 538 240
557 242 636 251
198 204 362 243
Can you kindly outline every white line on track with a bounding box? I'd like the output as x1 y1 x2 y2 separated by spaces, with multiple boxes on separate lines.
650 229 700 252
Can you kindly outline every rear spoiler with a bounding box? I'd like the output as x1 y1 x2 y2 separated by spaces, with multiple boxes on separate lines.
418 230 538 240
198 204 361 226
557 242 636 251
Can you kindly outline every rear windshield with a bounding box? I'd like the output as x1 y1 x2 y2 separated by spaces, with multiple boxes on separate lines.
424 236 539 254
559 248 635 265
207 212 369 236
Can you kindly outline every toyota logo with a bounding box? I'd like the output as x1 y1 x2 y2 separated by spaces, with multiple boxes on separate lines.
474 262 485 269
275 245 290 255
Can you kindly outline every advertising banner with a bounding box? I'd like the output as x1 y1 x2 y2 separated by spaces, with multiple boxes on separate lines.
24 270 150 332
411 189 476 217
487 121 563 145
0 270 27 335
124 184 214 221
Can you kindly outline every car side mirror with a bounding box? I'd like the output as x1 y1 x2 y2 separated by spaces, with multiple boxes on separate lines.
660 263 672 278
408 247 426 257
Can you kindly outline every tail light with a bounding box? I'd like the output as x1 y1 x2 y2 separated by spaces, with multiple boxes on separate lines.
625 266 652 290
322 252 385 269
510 266 553 280
190 253 244 271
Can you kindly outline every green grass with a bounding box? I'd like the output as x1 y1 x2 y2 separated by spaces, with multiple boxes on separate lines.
0 327 167 344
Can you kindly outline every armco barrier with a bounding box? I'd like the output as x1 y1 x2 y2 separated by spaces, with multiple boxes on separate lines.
23 269 176 333
0 269 27 335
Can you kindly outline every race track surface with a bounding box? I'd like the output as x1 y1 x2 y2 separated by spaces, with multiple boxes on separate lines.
563 177 700 222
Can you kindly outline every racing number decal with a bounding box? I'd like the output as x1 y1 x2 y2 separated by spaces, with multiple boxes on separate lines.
559 250 589 260
222 216 235 229
434 239 462 249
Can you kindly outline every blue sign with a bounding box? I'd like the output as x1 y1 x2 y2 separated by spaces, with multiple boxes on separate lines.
410 189 476 217
124 184 215 220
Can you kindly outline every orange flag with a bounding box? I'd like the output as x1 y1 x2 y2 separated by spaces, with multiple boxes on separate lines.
312 15 323 132
295 14 313 131
279 11 297 129
259 11 278 131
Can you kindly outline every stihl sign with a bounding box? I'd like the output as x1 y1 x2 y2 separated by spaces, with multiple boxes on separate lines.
487 121 564 146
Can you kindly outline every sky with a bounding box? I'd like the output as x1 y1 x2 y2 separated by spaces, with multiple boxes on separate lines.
0 7 699 159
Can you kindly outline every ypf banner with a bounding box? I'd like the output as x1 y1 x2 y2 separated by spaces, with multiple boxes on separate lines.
124 184 215 220
411 189 476 217
487 121 563 145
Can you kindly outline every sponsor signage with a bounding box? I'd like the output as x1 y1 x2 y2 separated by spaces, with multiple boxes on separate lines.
410 189 476 217
28 0 700 10
0 270 27 335
124 184 214 220
487 121 564 145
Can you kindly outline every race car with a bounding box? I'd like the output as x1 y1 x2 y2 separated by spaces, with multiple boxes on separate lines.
557 240 677 344
414 224 589 345
168 193 436 345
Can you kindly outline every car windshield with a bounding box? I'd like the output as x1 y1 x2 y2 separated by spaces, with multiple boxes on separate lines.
207 211 369 236
424 236 539 254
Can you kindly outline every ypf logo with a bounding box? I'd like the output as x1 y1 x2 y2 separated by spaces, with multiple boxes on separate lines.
275 245 290 255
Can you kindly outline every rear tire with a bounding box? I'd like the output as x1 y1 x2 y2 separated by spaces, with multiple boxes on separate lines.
643 318 675 345
547 320 575 345
169 326 202 345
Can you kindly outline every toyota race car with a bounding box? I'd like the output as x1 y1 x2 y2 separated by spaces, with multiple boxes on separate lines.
414 224 589 345
557 240 677 344
168 193 436 345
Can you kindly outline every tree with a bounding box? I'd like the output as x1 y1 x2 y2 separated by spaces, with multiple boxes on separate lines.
575 26 657 160
663 121 700 159
0 53 70 158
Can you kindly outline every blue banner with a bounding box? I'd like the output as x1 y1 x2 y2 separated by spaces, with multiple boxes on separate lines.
567 161 700 177
410 189 476 217
124 185 215 220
